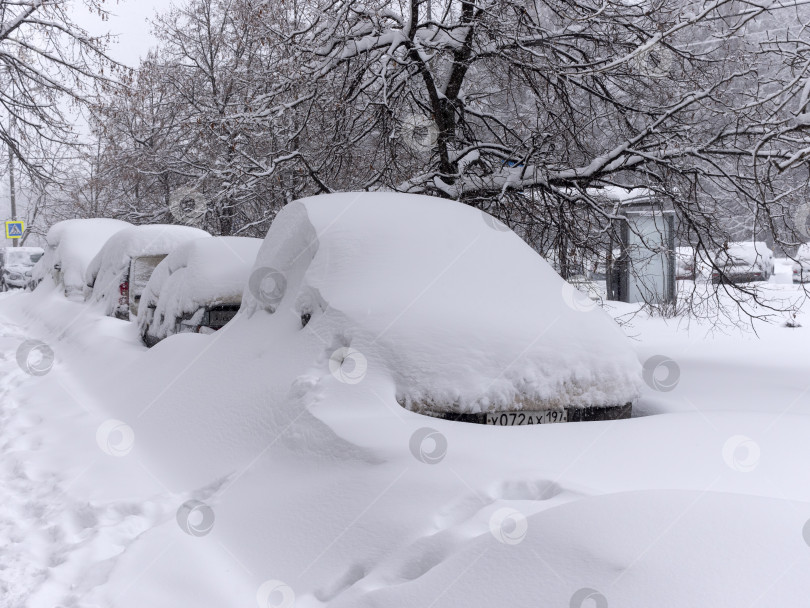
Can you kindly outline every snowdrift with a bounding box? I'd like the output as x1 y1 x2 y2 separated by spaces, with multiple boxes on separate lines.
242 192 642 413
5 195 810 608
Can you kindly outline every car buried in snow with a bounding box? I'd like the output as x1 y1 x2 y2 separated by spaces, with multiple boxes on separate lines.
28 218 133 299
138 236 262 346
0 246 44 291
711 241 775 285
84 225 210 320
240 192 642 425
793 244 810 284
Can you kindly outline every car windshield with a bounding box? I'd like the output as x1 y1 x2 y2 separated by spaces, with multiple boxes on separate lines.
6 250 42 266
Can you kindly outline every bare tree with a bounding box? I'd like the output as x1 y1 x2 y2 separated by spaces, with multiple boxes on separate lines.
146 0 305 235
0 0 121 177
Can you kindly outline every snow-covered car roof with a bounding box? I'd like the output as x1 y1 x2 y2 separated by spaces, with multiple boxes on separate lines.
559 186 655 204
138 236 263 340
31 218 132 298
85 224 210 315
717 241 773 266
726 241 772 253
796 243 810 261
241 192 642 413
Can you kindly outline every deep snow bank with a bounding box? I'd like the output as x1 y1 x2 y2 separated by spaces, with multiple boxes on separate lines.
242 192 642 412
4 209 810 608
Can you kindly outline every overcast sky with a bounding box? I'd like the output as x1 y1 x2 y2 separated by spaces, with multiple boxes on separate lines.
0 2 169 241
72 0 167 67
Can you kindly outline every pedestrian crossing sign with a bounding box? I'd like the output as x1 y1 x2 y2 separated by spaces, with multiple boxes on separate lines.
5 221 24 239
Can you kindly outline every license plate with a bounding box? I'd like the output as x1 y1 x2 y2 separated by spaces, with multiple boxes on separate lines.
206 309 238 328
485 410 568 425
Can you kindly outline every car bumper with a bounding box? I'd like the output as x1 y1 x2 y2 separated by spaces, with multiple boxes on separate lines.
712 272 765 284
418 403 633 424
3 279 27 288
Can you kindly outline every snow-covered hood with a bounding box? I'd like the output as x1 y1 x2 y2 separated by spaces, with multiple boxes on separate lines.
242 192 643 413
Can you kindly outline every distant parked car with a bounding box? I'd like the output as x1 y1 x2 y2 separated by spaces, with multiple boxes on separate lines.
0 246 44 291
793 244 810 284
712 242 775 284
138 236 262 346
84 225 210 320
675 246 697 280
29 219 133 299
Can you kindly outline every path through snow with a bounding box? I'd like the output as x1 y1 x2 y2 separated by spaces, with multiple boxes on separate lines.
0 317 173 608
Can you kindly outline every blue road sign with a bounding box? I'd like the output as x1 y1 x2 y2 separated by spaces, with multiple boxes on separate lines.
5 221 24 239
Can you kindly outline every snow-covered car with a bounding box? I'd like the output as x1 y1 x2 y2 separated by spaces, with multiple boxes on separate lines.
792 243 810 283
29 219 133 299
711 241 775 284
84 225 210 320
241 192 642 424
138 236 262 346
0 246 44 291
675 246 697 280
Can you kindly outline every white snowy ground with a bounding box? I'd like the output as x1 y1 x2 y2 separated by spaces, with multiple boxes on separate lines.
2 265 810 607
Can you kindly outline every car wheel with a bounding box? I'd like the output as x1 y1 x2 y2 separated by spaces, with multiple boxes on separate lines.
140 325 152 347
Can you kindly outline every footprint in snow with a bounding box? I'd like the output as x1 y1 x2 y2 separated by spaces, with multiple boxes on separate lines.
320 478 580 602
